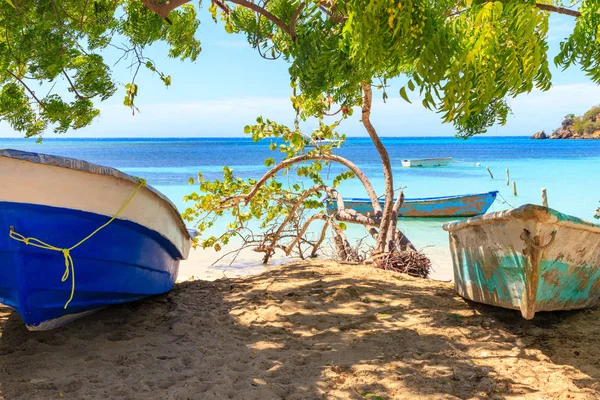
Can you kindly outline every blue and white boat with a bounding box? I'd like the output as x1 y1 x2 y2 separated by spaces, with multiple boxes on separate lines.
0 149 192 330
326 191 498 218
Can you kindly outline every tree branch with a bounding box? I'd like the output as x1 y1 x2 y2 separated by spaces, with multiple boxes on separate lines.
224 153 382 214
535 3 580 17
226 0 293 36
212 0 231 13
271 184 328 243
446 2 581 19
140 0 192 20
7 70 44 109
284 213 327 255
289 1 306 40
62 70 89 100
311 221 329 257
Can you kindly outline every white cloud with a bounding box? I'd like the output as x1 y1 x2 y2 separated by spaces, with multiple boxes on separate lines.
1 84 599 138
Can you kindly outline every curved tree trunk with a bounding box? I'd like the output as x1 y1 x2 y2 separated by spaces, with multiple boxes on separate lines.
361 82 396 253
361 83 417 255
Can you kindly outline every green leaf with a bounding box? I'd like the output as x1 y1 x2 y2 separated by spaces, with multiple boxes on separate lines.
208 3 217 22
264 158 275 167
399 87 411 103
5 0 15 8
290 133 304 147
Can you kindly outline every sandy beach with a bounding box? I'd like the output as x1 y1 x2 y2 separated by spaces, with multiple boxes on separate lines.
2 260 600 399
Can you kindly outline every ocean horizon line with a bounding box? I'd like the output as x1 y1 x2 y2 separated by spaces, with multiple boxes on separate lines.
0 135 535 141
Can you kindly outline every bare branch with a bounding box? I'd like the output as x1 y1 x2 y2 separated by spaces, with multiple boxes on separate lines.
318 0 346 23
284 213 327 255
392 190 405 215
289 1 306 40
7 70 44 109
311 221 329 257
79 0 90 29
536 3 580 17
62 70 89 100
230 153 382 214
271 185 328 242
212 0 231 13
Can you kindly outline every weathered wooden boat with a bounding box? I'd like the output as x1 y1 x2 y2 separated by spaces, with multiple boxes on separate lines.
0 149 192 330
326 191 498 218
443 204 600 319
401 157 452 167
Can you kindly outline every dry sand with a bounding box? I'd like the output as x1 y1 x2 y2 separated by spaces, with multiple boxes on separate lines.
2 261 600 399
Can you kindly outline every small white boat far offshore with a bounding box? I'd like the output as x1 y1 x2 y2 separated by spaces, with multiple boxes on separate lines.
305 138 341 148
401 157 452 167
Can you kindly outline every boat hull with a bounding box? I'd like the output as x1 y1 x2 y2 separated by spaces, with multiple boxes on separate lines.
0 202 181 330
443 205 600 319
327 191 498 218
401 158 452 167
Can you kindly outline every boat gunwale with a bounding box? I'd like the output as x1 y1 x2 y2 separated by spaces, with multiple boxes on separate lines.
442 204 600 234
0 200 185 259
0 149 191 241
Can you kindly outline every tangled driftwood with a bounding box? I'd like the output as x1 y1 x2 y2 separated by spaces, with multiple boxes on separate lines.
374 250 431 279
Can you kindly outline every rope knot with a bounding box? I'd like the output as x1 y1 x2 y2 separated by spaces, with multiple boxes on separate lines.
62 249 70 265
7 180 145 310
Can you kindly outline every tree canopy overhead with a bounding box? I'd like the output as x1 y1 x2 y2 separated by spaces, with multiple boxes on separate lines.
0 1 596 138
1 0 597 264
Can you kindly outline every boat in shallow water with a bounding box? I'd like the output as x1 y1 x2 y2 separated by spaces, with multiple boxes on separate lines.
326 191 498 218
401 157 452 167
443 204 600 319
0 149 192 330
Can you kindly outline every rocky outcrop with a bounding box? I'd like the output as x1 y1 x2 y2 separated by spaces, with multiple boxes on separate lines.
531 131 548 139
536 106 600 139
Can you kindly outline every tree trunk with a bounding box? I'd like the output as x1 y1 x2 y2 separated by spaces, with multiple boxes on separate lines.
361 84 418 255
361 82 396 253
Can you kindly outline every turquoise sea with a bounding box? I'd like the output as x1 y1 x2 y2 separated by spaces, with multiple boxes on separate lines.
2 137 599 280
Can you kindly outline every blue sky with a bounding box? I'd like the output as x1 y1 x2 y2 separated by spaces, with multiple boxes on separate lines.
1 9 599 138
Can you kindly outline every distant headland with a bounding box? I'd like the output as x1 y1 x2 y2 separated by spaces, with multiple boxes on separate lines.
532 105 600 139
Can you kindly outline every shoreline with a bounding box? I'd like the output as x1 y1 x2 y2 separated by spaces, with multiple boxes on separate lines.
2 260 600 399
177 243 455 283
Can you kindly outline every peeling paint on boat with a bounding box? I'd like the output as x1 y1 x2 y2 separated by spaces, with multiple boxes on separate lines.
443 205 600 319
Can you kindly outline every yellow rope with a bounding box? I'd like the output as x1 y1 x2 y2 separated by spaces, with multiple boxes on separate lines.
9 178 146 309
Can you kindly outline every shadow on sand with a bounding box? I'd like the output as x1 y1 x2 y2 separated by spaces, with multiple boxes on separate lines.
1 261 600 399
